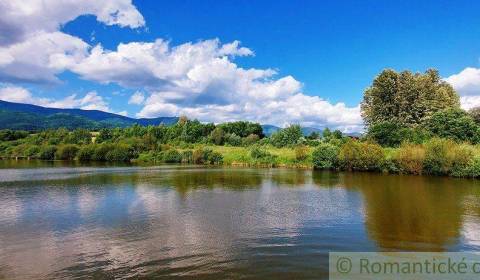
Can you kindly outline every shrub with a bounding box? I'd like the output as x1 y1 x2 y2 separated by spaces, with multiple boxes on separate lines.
163 149 182 163
209 127 225 145
453 157 480 178
181 150 193 163
242 134 260 146
423 138 474 175
207 152 223 164
424 108 480 144
312 143 339 169
270 124 302 147
55 144 79 160
394 143 426 174
224 133 242 146
192 148 205 164
294 145 309 161
105 144 133 162
250 146 270 159
366 121 406 147
38 145 57 160
338 140 385 171
92 144 113 161
25 145 40 158
77 145 96 161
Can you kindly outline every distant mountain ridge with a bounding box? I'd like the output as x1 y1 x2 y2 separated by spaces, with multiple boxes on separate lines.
0 100 360 136
0 100 178 130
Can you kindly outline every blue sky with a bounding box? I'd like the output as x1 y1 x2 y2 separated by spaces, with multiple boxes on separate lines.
1 0 480 131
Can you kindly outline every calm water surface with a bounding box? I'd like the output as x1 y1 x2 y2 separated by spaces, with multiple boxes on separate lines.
1 161 480 279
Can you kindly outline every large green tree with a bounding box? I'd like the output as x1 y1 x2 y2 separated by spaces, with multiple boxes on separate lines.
361 69 460 127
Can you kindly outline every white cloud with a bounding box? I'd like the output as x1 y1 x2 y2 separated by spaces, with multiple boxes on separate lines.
445 67 480 110
0 0 144 83
0 0 144 46
0 1 363 131
128 91 145 105
445 67 480 97
0 86 111 112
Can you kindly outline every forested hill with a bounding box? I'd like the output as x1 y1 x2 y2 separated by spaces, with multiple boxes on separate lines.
0 100 178 130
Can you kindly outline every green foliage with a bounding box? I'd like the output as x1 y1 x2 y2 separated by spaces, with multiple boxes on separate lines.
65 129 91 145
0 130 29 141
92 144 113 161
270 124 302 147
181 150 193 163
394 143 426 174
423 138 474 175
55 144 79 160
424 108 480 143
366 121 406 147
38 145 57 160
338 140 385 171
312 143 339 169
77 145 96 161
468 107 480 124
294 145 309 161
243 134 260 146
361 69 460 127
163 149 182 163
209 127 225 145
105 144 134 162
224 133 242 146
190 147 223 164
219 121 264 138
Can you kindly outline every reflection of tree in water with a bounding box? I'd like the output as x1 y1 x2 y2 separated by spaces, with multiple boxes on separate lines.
165 169 263 195
270 169 309 186
347 173 471 251
313 171 480 251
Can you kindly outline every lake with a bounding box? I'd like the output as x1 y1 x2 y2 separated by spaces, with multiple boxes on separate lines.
1 161 480 279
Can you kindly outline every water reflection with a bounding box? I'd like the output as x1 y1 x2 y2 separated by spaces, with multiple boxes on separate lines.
0 165 479 279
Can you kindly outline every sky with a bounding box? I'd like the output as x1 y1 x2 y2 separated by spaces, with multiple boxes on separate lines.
1 0 480 132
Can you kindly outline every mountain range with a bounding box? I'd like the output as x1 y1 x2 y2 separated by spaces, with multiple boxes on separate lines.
0 100 178 130
0 100 343 136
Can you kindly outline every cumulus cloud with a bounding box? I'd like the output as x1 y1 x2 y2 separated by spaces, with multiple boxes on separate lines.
0 0 144 83
0 85 111 112
64 39 362 131
0 0 144 46
128 91 145 105
445 67 480 110
0 0 363 131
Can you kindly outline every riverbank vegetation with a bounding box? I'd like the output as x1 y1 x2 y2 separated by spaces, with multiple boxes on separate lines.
2 69 480 178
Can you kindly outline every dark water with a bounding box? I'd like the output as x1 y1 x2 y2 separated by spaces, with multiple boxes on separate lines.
1 161 480 279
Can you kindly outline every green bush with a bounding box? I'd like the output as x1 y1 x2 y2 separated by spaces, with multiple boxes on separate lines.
452 157 480 178
424 108 480 144
77 145 96 161
423 138 474 175
38 145 57 160
242 134 260 146
250 146 270 159
366 121 406 147
207 152 223 164
181 150 193 163
394 143 425 174
270 124 302 147
163 149 182 163
92 144 113 161
25 145 40 158
312 143 339 169
55 144 79 160
105 144 133 162
338 140 385 171
294 145 309 161
224 133 242 146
